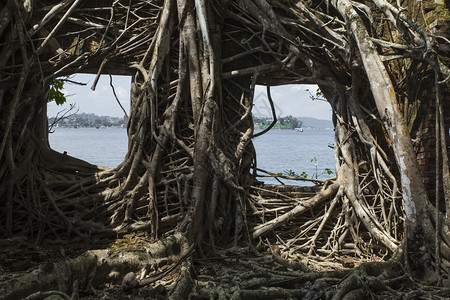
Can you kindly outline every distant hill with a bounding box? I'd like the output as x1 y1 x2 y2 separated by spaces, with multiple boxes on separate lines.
297 117 333 129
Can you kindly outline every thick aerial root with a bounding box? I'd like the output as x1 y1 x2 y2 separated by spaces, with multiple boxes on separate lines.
1 0 449 297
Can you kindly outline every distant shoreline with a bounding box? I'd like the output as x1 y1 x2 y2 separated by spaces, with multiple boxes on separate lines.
52 125 126 129
50 113 334 130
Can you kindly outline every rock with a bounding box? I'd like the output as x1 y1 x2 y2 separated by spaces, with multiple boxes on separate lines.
122 272 139 291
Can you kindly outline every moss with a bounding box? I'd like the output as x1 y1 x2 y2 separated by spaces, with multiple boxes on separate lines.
432 4 450 21
426 2 450 25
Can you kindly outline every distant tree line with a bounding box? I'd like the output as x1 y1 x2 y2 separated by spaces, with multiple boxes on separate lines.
48 113 127 128
253 115 302 129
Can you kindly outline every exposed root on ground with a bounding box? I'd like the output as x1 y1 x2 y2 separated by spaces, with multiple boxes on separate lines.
1 0 449 298
2 239 449 300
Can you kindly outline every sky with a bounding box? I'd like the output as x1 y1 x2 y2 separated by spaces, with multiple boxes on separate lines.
47 74 332 121
253 84 332 120
47 73 132 118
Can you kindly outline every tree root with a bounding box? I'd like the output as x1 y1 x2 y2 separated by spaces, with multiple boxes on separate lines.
2 240 449 300
24 291 71 300
252 182 340 238
0 233 191 300
1 0 450 297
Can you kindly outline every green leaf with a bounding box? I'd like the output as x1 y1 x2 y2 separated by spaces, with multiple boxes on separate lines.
49 78 67 105
316 88 323 97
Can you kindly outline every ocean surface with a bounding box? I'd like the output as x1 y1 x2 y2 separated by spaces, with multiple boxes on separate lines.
252 129 335 184
49 127 129 168
49 128 335 185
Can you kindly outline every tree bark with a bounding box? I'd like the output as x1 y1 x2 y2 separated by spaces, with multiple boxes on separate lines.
0 1 449 296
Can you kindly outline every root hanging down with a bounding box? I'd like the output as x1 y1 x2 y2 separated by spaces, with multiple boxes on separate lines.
0 0 449 298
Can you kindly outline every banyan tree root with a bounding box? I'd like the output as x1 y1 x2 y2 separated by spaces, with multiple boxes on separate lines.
2 237 450 299
0 0 449 295
0 233 192 300
248 121 404 264
179 254 448 299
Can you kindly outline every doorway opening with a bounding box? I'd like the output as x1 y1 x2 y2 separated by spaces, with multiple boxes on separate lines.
252 84 335 185
47 73 131 168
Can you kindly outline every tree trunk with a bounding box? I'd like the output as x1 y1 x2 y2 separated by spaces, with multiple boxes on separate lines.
0 0 449 297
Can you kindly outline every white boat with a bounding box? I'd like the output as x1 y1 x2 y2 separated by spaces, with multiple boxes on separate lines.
295 128 303 132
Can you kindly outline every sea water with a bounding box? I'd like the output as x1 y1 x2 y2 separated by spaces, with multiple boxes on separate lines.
49 127 335 185
252 129 335 185
49 127 128 168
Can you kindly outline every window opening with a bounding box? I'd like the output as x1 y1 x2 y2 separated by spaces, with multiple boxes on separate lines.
252 84 335 185
47 73 131 168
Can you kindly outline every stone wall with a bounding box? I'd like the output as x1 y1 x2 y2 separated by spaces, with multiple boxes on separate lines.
417 91 450 211
415 0 450 210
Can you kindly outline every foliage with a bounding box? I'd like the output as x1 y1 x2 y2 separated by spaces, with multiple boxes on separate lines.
283 157 333 180
254 115 302 129
311 156 334 178
48 78 67 105
431 3 450 21
324 168 334 176
299 171 308 178
306 88 326 102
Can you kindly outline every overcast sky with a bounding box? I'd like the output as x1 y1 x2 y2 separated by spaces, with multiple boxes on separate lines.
47 73 132 118
47 74 332 120
253 84 332 120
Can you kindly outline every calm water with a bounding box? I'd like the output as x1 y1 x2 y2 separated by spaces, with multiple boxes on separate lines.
49 127 128 168
49 128 335 185
253 129 335 184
